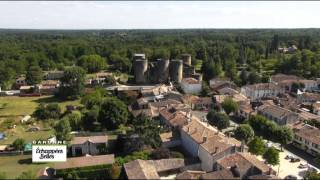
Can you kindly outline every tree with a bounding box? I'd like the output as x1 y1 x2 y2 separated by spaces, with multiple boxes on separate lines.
54 118 72 141
263 147 280 166
239 69 249 85
221 98 239 115
99 97 129 130
275 126 293 150
12 138 26 151
248 136 266 155
26 65 43 85
132 115 161 148
109 163 121 179
33 103 61 120
58 66 86 100
248 71 261 84
151 147 171 160
77 54 107 73
83 105 101 131
291 82 305 93
81 88 106 109
207 110 230 130
234 124 255 143
64 111 82 131
304 171 320 180
201 81 211 97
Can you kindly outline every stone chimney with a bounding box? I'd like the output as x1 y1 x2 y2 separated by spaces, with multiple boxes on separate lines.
203 136 207 143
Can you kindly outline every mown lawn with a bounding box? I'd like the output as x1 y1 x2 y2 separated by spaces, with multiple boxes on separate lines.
0 95 81 117
0 124 54 145
0 154 52 179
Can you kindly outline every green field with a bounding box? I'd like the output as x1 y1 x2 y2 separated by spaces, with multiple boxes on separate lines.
0 154 52 179
0 95 81 117
0 124 54 145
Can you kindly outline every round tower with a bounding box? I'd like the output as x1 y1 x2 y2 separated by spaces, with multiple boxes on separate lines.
156 59 170 83
169 59 183 83
134 59 148 84
181 54 192 66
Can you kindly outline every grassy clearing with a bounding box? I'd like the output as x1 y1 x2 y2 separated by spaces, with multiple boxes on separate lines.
0 154 52 179
0 123 54 145
0 95 81 117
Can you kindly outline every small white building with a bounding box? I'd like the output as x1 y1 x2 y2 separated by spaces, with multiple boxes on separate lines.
70 136 108 156
180 78 202 94
293 124 320 156
240 83 284 100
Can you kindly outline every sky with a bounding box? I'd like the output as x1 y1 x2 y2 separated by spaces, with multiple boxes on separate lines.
0 1 320 29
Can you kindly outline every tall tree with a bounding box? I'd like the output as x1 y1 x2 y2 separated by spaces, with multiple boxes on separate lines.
26 65 43 85
58 66 86 100
99 97 129 130
248 136 266 156
77 54 107 73
207 110 230 130
221 97 239 115
234 124 255 143
54 118 72 141
263 147 280 166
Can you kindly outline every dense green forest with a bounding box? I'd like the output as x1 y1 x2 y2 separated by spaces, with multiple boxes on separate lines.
1 29 320 89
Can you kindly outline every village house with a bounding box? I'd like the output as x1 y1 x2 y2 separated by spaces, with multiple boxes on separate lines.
216 152 275 179
298 92 320 104
293 124 320 156
313 102 320 115
209 78 238 91
180 77 202 94
70 136 108 156
238 101 254 119
271 74 319 92
38 80 60 95
240 83 285 101
43 70 64 80
123 158 186 179
180 117 244 172
15 76 27 88
182 95 213 110
257 104 300 125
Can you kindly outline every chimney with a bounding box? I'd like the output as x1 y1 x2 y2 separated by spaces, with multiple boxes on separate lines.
215 147 219 154
240 140 245 152
268 167 273 175
203 136 207 143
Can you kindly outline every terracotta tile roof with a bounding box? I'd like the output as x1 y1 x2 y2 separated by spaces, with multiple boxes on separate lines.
124 159 185 180
217 152 271 175
124 159 159 179
201 169 236 179
160 108 189 128
183 95 213 105
41 80 60 86
181 117 241 154
176 170 206 179
54 154 114 170
182 77 200 84
70 136 108 145
243 83 281 91
271 74 301 83
295 124 320 145
258 104 300 122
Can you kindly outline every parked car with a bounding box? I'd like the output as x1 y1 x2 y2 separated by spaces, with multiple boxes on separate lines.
290 158 300 163
284 175 298 180
298 163 309 169
285 155 293 160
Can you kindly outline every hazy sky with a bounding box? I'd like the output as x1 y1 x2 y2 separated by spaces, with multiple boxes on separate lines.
1 1 320 29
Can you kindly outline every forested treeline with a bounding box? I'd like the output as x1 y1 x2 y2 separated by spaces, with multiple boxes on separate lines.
1 29 320 89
